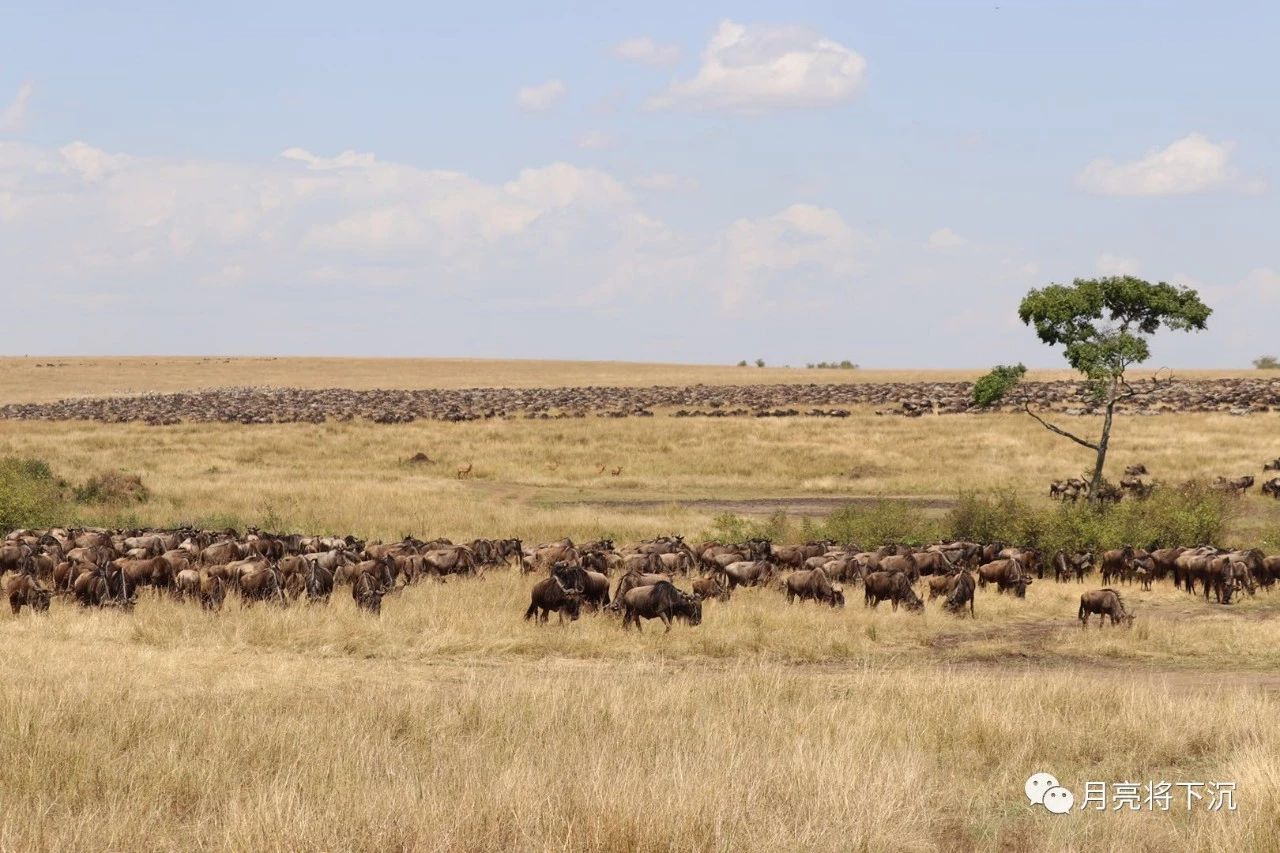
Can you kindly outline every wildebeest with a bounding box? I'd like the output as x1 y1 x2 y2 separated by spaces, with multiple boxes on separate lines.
618 581 702 632
352 572 385 614
976 559 1031 597
1052 550 1093 583
943 570 976 617
7 573 51 615
863 571 923 611
1078 589 1134 627
784 568 844 607
524 576 583 624
691 574 730 602
720 560 775 590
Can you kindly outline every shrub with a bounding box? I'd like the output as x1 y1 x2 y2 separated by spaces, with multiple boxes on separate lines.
75 471 150 504
1254 355 1280 370
972 363 1026 407
944 483 1235 557
754 358 765 368
816 500 943 548
0 457 67 533
706 510 792 543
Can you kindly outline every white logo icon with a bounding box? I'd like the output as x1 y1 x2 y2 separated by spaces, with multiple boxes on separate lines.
1025 772 1060 805
1042 786 1075 814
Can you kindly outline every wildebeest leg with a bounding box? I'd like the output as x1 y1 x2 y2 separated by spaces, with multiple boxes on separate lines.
661 614 672 633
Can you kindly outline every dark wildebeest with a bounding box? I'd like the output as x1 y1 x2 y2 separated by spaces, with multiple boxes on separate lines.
610 571 671 606
943 570 976 617
7 573 51 615
619 581 702 632
1052 550 1093 583
524 576 583 624
784 568 844 607
1078 589 1135 627
352 572 385 614
863 571 923 612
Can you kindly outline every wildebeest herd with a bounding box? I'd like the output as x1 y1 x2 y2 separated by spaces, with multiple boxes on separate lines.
3 525 1275 631
1050 462 1280 503
4 377 1280 425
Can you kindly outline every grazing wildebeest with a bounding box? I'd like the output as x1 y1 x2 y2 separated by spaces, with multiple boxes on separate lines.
200 575 225 611
863 571 923 612
7 573 51 615
352 572 385 614
524 576 583 624
619 581 702 632
611 570 672 605
721 560 775 590
977 559 1031 597
784 568 844 607
1078 589 1134 627
238 565 286 605
1052 550 1093 583
692 574 730 602
943 570 976 617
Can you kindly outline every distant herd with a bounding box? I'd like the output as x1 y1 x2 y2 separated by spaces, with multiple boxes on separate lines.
1050 461 1280 503
3 376 1280 424
4 525 1276 632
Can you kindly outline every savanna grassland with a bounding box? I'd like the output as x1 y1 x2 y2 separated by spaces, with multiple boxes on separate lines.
2 357 1280 851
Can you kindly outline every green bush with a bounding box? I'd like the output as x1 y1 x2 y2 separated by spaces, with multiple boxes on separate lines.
972 363 1027 407
0 457 67 533
944 483 1235 557
1253 355 1280 370
815 500 943 547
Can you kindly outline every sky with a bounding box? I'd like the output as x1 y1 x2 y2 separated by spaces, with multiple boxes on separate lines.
1 1 1276 367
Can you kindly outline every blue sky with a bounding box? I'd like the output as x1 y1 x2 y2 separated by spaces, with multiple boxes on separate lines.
1 1 1276 366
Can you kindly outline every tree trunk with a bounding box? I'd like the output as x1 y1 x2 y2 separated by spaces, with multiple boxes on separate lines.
1088 397 1116 501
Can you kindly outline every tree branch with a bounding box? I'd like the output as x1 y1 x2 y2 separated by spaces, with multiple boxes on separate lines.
1022 402 1099 451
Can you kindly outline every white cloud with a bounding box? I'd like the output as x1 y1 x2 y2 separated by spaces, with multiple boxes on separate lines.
646 20 866 113
927 227 965 249
281 148 377 170
613 37 681 68
576 131 614 150
516 79 567 112
632 172 698 192
1095 252 1140 276
0 81 33 133
1076 134 1243 196
718 203 866 308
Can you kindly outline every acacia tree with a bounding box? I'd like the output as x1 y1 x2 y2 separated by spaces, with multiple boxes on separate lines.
975 276 1211 499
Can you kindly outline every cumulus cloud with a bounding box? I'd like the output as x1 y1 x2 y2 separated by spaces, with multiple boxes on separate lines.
717 203 866 308
612 36 681 68
1095 253 1140 276
632 172 698 192
0 81 33 133
1076 134 1245 196
516 79 567 112
646 20 866 113
927 227 965 249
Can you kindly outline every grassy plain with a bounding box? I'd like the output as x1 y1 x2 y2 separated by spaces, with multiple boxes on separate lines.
3 357 1280 851
0 355 1259 403
1 411 1277 543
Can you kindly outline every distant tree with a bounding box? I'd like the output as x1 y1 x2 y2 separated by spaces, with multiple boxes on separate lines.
737 360 748 367
755 358 765 368
1254 355 1280 370
975 276 1211 500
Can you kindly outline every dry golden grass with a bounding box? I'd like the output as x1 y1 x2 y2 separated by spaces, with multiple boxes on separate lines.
1 411 1277 542
4 575 1279 851
5 357 1280 850
0 355 1261 403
